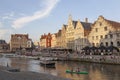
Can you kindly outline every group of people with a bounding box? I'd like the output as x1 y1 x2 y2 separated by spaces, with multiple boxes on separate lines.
71 67 80 72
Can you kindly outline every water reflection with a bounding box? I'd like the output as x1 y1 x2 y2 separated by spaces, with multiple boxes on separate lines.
0 57 120 80
27 60 41 73
0 57 11 67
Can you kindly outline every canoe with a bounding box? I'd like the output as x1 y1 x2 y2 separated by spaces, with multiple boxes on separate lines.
66 70 88 74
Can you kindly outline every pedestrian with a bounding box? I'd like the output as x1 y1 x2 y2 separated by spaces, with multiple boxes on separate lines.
76 67 80 72
7 63 9 67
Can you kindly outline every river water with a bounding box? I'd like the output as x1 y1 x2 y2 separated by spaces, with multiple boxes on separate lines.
0 57 120 80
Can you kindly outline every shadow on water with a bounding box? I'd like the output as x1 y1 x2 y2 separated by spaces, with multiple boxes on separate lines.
0 57 120 80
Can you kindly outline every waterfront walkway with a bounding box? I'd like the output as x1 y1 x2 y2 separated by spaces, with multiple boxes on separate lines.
67 53 120 64
43 52 120 64
0 66 70 80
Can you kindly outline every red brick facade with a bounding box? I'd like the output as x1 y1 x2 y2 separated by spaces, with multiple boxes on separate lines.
40 33 52 48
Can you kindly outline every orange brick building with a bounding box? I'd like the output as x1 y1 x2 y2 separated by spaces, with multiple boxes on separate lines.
40 33 52 48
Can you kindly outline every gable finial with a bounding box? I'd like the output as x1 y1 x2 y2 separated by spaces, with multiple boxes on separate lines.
69 14 72 20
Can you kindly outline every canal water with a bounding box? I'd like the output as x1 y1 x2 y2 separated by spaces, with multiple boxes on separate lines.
0 57 120 80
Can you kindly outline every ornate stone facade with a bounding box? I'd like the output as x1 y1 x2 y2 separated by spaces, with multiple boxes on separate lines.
88 16 120 48
66 15 75 50
74 19 91 52
40 15 120 52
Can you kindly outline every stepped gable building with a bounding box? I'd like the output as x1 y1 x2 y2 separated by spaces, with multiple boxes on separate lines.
88 15 120 48
10 34 29 52
40 15 120 52
61 24 67 48
40 34 47 49
46 33 52 48
74 18 92 52
66 15 92 51
40 33 52 48
51 33 57 48
66 15 76 50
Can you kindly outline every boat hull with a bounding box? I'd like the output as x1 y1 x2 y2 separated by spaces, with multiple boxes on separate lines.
66 70 88 74
40 61 55 68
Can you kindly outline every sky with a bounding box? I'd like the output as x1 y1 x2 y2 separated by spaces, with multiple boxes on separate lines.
0 0 120 43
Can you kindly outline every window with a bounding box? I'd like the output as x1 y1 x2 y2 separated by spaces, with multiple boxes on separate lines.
92 36 94 40
104 26 108 31
106 42 108 46
110 34 113 38
105 35 108 39
100 35 103 39
111 42 113 46
96 28 98 32
96 36 98 40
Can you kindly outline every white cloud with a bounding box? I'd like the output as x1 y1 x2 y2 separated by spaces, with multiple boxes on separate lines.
0 22 3 28
0 28 11 41
2 12 15 20
12 0 60 29
0 22 11 42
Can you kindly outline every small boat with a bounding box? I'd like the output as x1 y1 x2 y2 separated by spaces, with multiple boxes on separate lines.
40 61 55 68
66 70 88 74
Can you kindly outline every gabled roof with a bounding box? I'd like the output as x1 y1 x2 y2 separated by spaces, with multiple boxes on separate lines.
72 20 92 30
93 15 120 30
62 24 67 30
81 22 92 30
72 21 78 28
40 35 47 39
105 19 120 29
57 30 62 37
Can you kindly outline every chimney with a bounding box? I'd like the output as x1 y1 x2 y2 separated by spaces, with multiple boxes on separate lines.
85 18 88 23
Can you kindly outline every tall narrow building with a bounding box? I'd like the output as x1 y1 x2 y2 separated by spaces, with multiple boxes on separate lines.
74 18 92 52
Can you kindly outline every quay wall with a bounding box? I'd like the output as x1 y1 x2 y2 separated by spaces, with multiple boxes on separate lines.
67 54 120 65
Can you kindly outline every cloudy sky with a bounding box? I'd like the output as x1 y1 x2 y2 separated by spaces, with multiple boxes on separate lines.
0 0 120 42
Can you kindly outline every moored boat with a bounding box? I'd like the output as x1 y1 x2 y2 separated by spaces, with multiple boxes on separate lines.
40 61 55 68
66 70 88 74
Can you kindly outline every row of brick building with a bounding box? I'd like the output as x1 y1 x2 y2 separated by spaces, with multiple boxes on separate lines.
40 15 120 52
